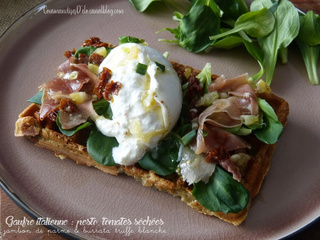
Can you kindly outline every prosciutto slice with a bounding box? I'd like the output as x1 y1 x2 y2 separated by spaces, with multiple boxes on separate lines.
208 73 258 115
39 59 98 123
198 97 242 129
208 74 248 92
39 97 58 121
192 73 259 181
59 100 95 129
72 63 100 85
193 125 250 155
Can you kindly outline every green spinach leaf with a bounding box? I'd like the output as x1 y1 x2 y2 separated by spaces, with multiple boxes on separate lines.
138 134 181 176
87 126 118 166
192 166 249 214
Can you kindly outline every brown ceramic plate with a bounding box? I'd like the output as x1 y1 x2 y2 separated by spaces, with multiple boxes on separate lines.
1 0 319 239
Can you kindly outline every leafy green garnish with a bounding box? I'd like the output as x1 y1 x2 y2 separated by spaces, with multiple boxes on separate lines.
27 90 44 105
56 111 92 137
87 126 118 166
298 11 320 46
119 36 145 44
93 99 113 119
138 134 181 176
158 0 221 53
74 46 97 58
209 7 275 41
296 11 320 85
214 0 248 21
86 98 117 166
130 0 319 85
251 0 300 85
193 166 249 214
129 0 191 13
253 98 283 144
129 0 161 12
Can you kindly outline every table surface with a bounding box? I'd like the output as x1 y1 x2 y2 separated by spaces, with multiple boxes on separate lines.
1 0 320 239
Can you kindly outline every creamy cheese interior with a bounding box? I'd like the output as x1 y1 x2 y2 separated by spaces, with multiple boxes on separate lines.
92 43 182 165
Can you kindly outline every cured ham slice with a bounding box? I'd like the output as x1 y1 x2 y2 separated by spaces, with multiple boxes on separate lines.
193 74 260 181
193 125 250 155
59 100 95 129
208 73 259 115
39 60 97 123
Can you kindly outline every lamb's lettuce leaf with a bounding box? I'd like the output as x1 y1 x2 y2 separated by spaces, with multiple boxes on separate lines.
158 0 221 53
93 99 113 119
193 166 249 214
129 0 161 12
119 36 145 45
138 134 181 176
129 0 191 13
296 11 320 85
86 98 117 166
27 90 44 105
253 98 283 144
214 0 248 21
87 126 117 166
209 7 275 41
251 0 300 85
74 46 97 58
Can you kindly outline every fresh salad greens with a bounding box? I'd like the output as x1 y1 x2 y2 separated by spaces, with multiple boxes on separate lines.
74 46 97 58
27 90 43 105
295 11 320 85
129 0 161 12
158 0 222 53
193 166 249 214
130 0 320 85
209 7 275 41
254 98 283 144
251 0 300 85
87 126 118 166
138 134 181 176
129 0 191 13
93 99 113 119
119 35 145 44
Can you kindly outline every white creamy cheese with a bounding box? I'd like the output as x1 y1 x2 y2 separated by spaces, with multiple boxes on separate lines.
92 43 182 165
179 147 216 185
